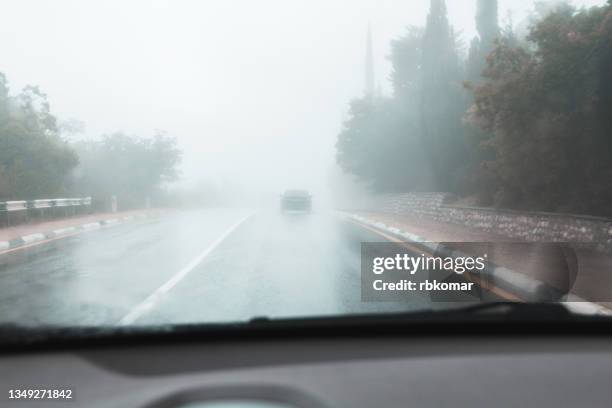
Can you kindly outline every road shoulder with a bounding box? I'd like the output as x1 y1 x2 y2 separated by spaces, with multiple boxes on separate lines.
0 210 166 253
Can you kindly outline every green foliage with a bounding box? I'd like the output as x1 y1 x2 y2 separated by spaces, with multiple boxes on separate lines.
469 2 612 215
477 0 500 53
468 0 500 80
336 0 469 193
338 0 612 216
0 72 182 207
389 27 423 103
336 97 432 192
71 132 181 209
420 0 468 191
0 74 78 200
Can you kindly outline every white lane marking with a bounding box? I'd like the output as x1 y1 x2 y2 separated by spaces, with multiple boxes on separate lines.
347 212 612 315
118 213 254 326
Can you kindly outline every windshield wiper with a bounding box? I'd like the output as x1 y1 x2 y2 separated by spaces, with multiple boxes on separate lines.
0 303 607 351
433 301 572 318
246 302 574 327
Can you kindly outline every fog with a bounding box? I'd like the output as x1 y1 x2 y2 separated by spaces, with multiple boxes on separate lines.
0 0 605 205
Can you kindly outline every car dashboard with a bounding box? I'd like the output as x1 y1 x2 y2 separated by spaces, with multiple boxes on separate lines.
2 320 612 408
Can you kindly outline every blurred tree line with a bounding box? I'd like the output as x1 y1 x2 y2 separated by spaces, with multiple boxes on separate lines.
71 132 181 210
336 0 612 216
0 73 181 210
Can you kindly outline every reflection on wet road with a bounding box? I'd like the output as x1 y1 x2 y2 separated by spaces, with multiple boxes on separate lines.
0 209 472 326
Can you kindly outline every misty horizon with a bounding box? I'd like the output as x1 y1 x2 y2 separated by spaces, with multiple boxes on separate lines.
0 0 606 200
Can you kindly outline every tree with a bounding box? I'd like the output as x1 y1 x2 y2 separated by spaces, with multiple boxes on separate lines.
0 73 78 200
336 22 440 193
420 0 467 191
476 0 500 55
71 132 182 209
337 1 467 193
468 2 612 215
0 72 183 206
466 36 482 80
389 27 424 104
467 0 500 80
336 95 433 192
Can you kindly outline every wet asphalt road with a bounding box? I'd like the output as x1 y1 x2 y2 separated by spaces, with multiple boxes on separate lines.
0 208 478 327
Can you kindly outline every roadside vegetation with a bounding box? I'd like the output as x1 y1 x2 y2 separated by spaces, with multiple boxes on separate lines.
336 0 612 216
1 0 610 216
0 74 181 210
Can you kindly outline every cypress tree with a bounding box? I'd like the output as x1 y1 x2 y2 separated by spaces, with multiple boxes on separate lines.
468 0 500 80
420 0 465 191
476 0 499 56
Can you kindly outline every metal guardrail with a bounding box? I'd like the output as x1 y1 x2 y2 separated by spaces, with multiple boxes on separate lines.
0 197 92 213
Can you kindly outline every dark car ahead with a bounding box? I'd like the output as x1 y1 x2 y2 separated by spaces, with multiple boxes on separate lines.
280 190 312 213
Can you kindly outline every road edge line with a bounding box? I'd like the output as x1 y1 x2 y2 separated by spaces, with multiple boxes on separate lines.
117 212 255 326
339 212 612 316
0 211 166 255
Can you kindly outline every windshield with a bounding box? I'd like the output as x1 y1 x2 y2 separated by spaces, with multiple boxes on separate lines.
0 0 611 329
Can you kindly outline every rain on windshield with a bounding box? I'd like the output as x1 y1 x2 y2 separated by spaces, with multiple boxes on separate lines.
0 0 611 327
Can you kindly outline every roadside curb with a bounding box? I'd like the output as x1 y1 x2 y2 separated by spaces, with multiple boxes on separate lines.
0 211 164 253
342 212 612 316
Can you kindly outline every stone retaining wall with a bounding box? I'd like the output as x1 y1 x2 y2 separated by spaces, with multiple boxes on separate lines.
370 193 612 252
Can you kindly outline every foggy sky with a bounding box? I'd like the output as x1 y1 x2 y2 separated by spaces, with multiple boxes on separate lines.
0 0 606 197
